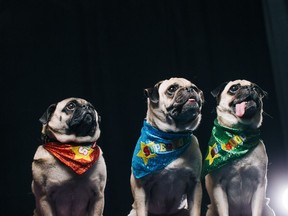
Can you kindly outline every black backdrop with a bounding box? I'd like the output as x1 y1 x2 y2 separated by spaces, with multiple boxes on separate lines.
1 0 288 215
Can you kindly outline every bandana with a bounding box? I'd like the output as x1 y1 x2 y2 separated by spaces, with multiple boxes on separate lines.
202 119 260 177
43 142 100 175
132 120 192 179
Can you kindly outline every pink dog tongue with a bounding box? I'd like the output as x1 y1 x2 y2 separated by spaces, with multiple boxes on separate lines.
235 102 247 117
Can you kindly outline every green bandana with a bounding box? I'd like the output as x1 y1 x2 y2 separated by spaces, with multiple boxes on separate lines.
202 119 261 177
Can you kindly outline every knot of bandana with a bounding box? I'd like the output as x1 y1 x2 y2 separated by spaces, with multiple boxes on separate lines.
202 119 261 177
132 120 192 179
43 142 100 175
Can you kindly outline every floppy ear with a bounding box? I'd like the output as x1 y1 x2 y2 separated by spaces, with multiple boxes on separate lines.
261 89 268 98
254 84 268 98
144 81 162 104
211 81 228 98
39 103 57 124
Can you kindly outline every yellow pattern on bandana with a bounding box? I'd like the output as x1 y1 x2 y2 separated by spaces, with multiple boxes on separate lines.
202 119 260 177
44 142 100 175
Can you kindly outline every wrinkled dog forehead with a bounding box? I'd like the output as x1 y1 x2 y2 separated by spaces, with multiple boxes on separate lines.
223 79 252 93
158 77 193 94
55 97 89 111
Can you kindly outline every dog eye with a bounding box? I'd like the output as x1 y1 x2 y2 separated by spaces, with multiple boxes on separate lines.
66 102 76 110
229 84 240 94
167 85 178 94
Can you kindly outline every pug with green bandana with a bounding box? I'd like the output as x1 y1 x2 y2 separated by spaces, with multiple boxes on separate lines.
32 98 106 216
128 77 204 216
203 80 275 216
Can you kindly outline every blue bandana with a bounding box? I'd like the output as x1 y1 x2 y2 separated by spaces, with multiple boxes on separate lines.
132 120 192 179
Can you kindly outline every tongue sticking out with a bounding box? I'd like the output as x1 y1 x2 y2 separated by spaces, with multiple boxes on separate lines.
235 101 247 117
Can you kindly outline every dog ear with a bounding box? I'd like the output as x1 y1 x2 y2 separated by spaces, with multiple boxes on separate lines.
211 82 228 98
254 84 268 98
144 87 159 103
39 103 57 124
261 89 268 98
199 89 205 103
144 81 162 103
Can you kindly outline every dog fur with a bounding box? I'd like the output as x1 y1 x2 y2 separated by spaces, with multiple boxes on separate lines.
204 80 275 216
32 97 106 216
128 77 204 216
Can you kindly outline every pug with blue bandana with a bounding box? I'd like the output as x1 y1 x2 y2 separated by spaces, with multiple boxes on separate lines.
32 97 107 216
128 77 204 216
203 80 275 216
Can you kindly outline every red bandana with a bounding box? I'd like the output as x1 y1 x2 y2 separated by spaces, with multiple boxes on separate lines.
43 142 100 175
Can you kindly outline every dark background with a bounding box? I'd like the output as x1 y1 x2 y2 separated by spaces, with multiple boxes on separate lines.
1 0 288 215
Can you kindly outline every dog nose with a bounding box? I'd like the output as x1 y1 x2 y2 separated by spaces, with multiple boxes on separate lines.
243 85 253 93
243 85 251 89
186 87 197 93
82 104 89 109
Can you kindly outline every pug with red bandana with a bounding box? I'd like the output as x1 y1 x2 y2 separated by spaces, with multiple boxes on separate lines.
128 77 204 216
32 97 106 216
203 80 275 216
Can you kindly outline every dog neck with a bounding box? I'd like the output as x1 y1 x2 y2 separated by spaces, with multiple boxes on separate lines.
131 120 192 179
43 141 99 174
202 119 261 177
41 134 57 144
146 115 197 133
41 134 94 146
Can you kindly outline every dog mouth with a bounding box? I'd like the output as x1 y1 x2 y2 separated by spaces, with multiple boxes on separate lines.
168 95 201 122
186 97 197 104
68 112 97 137
233 97 259 119
177 96 200 110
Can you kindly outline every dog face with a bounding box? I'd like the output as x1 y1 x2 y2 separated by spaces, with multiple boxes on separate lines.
211 79 267 129
144 77 204 132
39 97 101 143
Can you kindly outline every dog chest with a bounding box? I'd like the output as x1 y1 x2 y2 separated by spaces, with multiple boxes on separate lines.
143 166 196 212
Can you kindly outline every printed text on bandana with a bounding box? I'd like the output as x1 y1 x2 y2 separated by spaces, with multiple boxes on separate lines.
137 140 184 165
202 119 260 177
132 120 191 179
43 142 100 175
205 134 246 165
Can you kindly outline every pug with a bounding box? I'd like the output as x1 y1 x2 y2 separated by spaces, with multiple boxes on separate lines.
203 80 275 216
31 97 107 216
128 77 204 216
